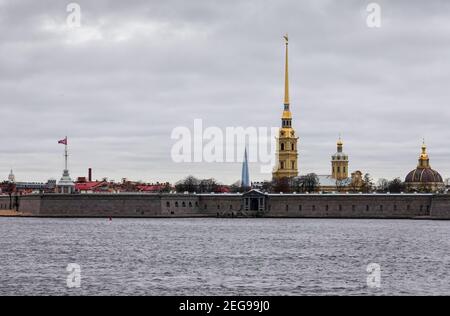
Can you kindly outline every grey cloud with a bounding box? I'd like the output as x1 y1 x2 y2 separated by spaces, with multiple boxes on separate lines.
0 0 449 184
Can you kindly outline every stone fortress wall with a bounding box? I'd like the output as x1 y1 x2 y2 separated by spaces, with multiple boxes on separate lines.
1 191 449 219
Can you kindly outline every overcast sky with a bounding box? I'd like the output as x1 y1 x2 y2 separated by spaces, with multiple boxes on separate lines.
0 0 449 184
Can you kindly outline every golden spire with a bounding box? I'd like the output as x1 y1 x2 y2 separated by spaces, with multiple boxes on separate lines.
283 34 289 105
418 139 430 168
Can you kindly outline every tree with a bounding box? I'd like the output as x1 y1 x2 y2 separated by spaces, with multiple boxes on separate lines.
294 173 319 193
229 181 243 193
175 175 200 193
260 181 273 193
272 177 291 193
199 178 219 193
387 178 406 193
377 178 389 192
361 173 374 193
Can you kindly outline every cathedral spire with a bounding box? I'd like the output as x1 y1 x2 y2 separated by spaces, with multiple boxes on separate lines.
283 34 289 106
273 35 299 180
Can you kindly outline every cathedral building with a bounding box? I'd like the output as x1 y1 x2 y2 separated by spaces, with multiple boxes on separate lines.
405 142 444 192
272 35 299 180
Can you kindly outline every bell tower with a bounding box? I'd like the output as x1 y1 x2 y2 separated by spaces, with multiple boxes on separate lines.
273 35 299 180
331 136 349 180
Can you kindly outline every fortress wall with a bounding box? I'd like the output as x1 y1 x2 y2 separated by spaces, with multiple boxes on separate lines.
198 195 243 217
160 194 202 216
430 195 450 219
17 195 41 213
266 194 433 218
21 194 162 217
11 193 450 219
159 194 243 217
0 196 11 210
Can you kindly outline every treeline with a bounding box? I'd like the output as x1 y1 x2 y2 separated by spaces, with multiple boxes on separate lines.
175 176 224 193
173 175 441 194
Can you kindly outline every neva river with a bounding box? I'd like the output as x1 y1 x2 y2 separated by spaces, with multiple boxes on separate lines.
0 218 449 296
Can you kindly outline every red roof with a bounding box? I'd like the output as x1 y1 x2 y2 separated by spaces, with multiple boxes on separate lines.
136 185 163 192
75 181 107 191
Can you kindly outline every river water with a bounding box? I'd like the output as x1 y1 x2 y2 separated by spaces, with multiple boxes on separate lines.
0 218 449 295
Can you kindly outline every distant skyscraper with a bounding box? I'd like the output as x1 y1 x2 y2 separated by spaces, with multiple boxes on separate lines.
241 147 250 188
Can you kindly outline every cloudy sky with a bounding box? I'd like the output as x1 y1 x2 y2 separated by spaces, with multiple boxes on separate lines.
0 0 449 184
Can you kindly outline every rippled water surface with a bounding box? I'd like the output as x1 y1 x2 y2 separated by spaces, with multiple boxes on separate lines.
0 218 449 295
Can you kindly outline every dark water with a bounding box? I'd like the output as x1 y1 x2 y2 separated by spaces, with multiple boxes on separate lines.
0 218 449 296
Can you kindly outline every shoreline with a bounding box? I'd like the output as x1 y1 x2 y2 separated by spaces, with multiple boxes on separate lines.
0 210 448 220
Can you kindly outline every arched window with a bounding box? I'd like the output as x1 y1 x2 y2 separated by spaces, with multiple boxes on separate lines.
281 143 285 151
175 202 179 207
291 143 294 150
182 201 186 207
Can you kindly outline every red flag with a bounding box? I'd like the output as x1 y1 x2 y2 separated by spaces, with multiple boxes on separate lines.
58 137 67 145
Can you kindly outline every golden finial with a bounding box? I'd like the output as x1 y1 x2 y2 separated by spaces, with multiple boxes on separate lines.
337 134 343 146
419 139 429 166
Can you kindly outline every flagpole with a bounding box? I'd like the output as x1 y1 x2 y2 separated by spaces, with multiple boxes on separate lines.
65 136 68 170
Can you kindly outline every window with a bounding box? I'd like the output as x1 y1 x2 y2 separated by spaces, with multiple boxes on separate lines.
366 205 369 211
326 205 329 211
166 201 170 207
175 202 179 207
189 202 192 207
217 205 220 210
280 161 285 169
407 205 411 211
291 144 295 150
394 205 398 211
281 143 285 151
343 167 346 173
380 205 383 211
352 205 356 211
286 205 289 211
337 167 340 172
182 202 186 207
229 205 233 210
339 205 342 211
291 161 295 169
312 205 316 211
298 205 302 211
